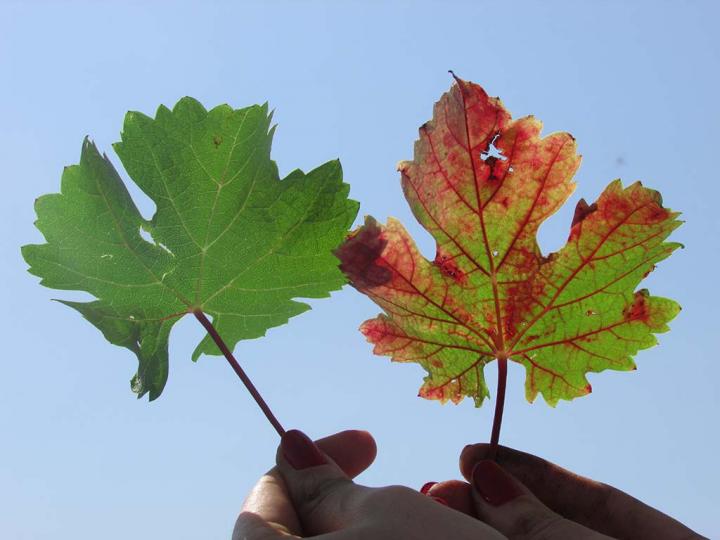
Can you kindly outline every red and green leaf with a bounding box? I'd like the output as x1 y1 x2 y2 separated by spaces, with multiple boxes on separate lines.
337 76 681 407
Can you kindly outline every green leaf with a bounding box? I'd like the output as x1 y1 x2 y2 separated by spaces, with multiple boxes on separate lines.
23 97 359 400
336 77 681 407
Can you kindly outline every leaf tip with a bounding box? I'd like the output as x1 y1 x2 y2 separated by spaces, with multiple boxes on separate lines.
173 96 207 114
397 160 411 172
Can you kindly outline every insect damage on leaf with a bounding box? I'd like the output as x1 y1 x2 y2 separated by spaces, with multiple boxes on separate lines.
336 76 681 407
22 98 359 400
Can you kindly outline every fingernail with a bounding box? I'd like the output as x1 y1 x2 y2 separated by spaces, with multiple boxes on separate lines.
281 430 327 470
430 495 449 506
471 460 523 506
420 481 437 495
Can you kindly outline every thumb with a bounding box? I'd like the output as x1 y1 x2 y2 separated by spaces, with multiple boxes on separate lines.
470 460 613 540
276 429 366 535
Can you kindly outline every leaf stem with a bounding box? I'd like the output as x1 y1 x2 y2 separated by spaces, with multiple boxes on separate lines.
488 358 508 461
193 309 286 437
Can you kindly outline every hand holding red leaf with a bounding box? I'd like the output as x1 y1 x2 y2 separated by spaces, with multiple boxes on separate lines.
336 76 681 444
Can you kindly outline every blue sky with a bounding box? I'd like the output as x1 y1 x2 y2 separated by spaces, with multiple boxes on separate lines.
1 1 718 538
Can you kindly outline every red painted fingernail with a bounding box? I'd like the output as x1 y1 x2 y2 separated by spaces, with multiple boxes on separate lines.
431 495 449 506
471 460 523 506
281 430 327 470
420 481 438 495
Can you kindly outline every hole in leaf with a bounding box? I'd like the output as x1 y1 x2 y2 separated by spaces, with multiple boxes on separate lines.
110 156 157 221
139 227 154 245
139 226 176 257
480 134 508 162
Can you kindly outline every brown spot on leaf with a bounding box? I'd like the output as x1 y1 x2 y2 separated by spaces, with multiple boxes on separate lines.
571 198 598 227
213 135 223 148
648 205 670 223
419 385 446 400
335 217 392 288
624 290 650 323
568 199 598 241
434 251 466 283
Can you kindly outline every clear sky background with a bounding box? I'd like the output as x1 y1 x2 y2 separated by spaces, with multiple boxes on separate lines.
1 1 718 538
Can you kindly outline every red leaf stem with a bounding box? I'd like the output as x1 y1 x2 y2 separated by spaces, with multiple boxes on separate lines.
488 358 507 461
193 309 285 437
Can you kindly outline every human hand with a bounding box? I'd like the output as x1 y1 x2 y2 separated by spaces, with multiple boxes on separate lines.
234 429 377 537
423 443 707 540
233 429 507 539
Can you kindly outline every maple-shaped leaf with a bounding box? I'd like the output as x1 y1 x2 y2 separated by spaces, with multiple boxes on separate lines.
23 98 358 400
337 76 681 407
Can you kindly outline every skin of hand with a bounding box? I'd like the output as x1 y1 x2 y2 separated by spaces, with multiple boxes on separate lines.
236 430 377 537
423 443 707 540
233 430 507 540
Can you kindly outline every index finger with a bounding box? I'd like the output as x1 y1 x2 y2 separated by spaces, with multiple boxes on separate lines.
241 430 377 536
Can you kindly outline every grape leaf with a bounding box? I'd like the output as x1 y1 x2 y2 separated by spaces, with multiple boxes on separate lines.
336 76 681 407
22 98 358 400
